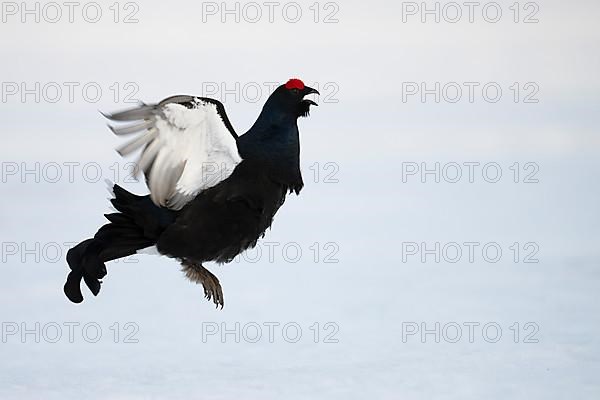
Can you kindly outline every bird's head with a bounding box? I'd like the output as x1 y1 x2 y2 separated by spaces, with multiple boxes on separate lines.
266 78 320 118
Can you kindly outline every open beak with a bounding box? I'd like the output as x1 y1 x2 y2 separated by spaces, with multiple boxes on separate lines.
303 86 320 106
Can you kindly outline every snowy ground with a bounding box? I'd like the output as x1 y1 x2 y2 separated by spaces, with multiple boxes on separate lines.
1 157 599 399
1 0 599 398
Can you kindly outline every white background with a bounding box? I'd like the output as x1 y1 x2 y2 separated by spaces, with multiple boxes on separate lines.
1 0 599 398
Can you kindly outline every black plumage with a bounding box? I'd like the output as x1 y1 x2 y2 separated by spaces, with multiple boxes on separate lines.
64 79 318 307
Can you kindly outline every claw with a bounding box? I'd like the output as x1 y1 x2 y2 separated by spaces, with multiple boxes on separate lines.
182 261 225 309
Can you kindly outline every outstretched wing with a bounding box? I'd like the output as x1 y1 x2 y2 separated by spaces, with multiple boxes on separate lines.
103 96 242 210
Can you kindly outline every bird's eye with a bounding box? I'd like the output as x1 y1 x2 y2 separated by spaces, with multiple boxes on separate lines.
290 88 299 95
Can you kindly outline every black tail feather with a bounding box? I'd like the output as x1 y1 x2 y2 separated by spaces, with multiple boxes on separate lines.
64 185 172 303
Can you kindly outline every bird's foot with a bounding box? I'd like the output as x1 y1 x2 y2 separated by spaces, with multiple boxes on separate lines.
182 261 224 309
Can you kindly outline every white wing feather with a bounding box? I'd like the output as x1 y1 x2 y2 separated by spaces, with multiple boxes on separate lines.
105 97 241 210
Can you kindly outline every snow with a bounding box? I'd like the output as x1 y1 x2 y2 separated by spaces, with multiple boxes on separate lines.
0 156 599 399
1 0 599 398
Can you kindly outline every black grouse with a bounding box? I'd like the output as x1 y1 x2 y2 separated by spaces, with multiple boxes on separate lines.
64 78 319 308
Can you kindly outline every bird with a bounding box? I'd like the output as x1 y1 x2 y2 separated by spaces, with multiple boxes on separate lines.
64 78 319 308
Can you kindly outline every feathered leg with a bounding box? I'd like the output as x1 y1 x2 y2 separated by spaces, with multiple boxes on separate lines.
181 260 224 309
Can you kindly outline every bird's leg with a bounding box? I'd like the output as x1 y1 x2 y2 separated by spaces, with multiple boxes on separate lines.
181 261 224 309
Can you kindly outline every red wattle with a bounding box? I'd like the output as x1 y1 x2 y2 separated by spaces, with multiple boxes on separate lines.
285 79 305 90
